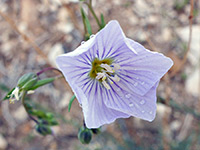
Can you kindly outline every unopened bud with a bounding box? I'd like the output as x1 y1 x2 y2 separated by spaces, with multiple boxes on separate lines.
78 127 92 144
17 73 37 88
21 77 38 91
35 124 52 136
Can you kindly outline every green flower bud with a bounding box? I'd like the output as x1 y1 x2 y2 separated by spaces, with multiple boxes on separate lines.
21 77 38 91
17 73 37 88
45 113 54 119
78 127 92 144
35 124 52 136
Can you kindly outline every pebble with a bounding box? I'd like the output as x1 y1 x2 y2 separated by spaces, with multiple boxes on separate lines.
0 134 8 150
177 26 200 97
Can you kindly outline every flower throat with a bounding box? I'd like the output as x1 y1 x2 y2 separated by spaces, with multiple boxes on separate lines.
89 58 120 89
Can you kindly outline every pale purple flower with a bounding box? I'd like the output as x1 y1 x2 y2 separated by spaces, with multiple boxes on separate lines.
56 20 173 128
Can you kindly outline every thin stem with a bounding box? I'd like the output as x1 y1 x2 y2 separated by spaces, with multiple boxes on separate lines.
21 91 38 124
0 10 50 64
37 67 62 76
170 0 194 77
86 2 101 28
89 0 92 6
21 91 27 107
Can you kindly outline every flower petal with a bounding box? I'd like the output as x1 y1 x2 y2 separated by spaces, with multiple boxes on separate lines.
82 80 130 128
104 81 159 122
115 38 173 96
56 55 92 104
94 20 130 59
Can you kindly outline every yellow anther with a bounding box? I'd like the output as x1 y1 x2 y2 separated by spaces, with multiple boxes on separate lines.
102 80 111 90
102 76 106 81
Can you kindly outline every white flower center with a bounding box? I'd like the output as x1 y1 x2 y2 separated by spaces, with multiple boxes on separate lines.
95 63 120 89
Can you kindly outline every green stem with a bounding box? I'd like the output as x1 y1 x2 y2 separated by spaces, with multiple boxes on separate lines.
21 91 38 123
21 91 27 106
86 3 101 28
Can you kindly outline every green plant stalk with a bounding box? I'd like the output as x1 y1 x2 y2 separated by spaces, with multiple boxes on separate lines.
81 7 92 40
86 3 101 28
21 91 39 123
68 95 76 112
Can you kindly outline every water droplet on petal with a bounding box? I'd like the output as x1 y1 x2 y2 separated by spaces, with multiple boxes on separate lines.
81 41 85 45
136 77 139 80
90 34 95 38
134 82 138 86
140 99 145 105
141 81 145 85
125 93 131 98
149 111 153 114
142 110 145 113
135 103 140 109
129 102 134 107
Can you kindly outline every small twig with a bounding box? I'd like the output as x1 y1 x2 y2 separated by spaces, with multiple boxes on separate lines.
146 30 171 150
145 30 171 150
164 73 171 105
162 73 171 150
176 114 193 141
170 0 194 77
0 10 50 64
28 115 39 124
158 97 200 121
145 33 160 52
62 3 83 35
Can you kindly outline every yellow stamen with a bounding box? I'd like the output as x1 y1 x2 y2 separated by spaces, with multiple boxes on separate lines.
102 76 106 81
102 80 111 89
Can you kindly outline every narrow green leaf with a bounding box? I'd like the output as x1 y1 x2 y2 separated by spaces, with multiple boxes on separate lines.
21 77 38 91
100 13 105 28
31 110 46 118
35 124 52 136
30 78 55 90
68 95 76 112
17 73 36 88
81 7 92 36
2 87 15 101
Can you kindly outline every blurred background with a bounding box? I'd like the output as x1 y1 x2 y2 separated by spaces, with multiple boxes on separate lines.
0 0 200 149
